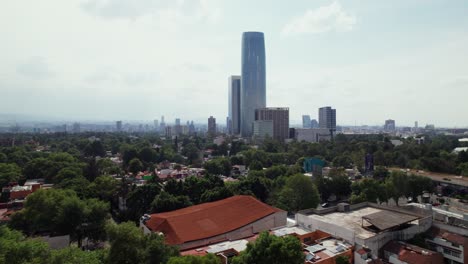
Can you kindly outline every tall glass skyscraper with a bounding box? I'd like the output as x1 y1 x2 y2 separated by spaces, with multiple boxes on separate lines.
241 32 266 137
228 75 241 135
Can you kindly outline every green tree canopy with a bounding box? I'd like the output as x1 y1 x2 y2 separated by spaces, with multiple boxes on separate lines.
231 232 304 264
276 174 320 212
167 254 221 264
0 163 22 188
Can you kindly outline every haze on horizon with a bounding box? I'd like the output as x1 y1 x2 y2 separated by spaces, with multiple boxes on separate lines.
1 0 467 127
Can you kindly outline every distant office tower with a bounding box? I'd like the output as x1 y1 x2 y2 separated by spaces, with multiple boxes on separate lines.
116 121 122 132
241 32 266 137
208 116 217 135
302 115 312 128
414 121 418 129
154 119 159 130
253 120 274 140
384 119 396 131
228 75 241 135
189 121 196 135
319 107 336 131
72 122 81 133
311 119 319 128
165 126 172 137
174 118 182 135
160 116 166 132
255 107 289 142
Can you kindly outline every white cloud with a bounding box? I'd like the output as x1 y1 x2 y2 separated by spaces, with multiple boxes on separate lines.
81 0 221 23
282 1 356 36
16 57 53 79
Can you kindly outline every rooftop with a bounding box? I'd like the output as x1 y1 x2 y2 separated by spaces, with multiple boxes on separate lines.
144 195 283 245
302 206 421 239
304 238 353 263
429 227 468 245
362 210 419 231
272 226 310 237
382 240 444 264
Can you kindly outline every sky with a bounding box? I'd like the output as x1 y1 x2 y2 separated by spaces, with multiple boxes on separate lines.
1 0 468 127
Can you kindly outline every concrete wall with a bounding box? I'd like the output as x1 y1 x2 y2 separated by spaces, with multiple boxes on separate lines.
358 216 432 258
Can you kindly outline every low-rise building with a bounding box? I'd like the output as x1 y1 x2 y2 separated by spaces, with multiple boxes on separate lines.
381 240 444 264
296 202 432 263
293 128 331 143
140 195 286 250
426 227 468 264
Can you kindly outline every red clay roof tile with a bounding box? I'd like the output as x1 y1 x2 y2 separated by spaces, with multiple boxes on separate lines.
144 195 283 245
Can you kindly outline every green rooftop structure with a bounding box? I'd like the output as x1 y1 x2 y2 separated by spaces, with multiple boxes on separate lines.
303 158 325 176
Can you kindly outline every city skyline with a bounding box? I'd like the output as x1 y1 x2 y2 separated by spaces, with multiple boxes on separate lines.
1 1 468 127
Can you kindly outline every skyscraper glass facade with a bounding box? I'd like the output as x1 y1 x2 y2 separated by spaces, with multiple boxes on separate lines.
241 32 266 137
228 75 241 135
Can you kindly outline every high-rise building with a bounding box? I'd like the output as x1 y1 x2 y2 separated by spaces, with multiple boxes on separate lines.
241 32 266 137
208 116 217 135
160 115 166 132
154 119 159 131
255 107 289 142
228 75 241 135
72 122 81 133
302 115 312 128
319 107 336 131
189 121 196 135
165 126 172 138
384 119 396 131
311 119 319 128
175 118 182 135
415 121 418 129
116 121 122 132
253 120 274 140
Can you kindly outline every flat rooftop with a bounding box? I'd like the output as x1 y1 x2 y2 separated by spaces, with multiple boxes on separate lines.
272 226 310 237
304 207 421 239
305 238 352 263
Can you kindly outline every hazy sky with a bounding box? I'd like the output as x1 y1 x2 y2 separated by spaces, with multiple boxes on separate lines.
1 0 467 127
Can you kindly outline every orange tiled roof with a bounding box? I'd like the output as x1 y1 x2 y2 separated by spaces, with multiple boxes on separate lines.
144 195 283 245
430 227 467 245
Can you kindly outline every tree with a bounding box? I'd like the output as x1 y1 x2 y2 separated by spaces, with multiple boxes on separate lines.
335 255 350 264
84 140 106 157
457 162 468 176
0 225 50 264
128 158 143 175
106 222 146 264
139 147 156 163
373 166 389 179
277 174 320 212
151 191 192 213
386 171 409 205
88 175 118 201
167 254 221 264
249 160 263 171
200 187 233 203
125 184 161 222
231 232 304 264
96 158 122 176
9 189 109 246
48 247 107 264
54 167 82 184
0 163 22 188
106 222 178 264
